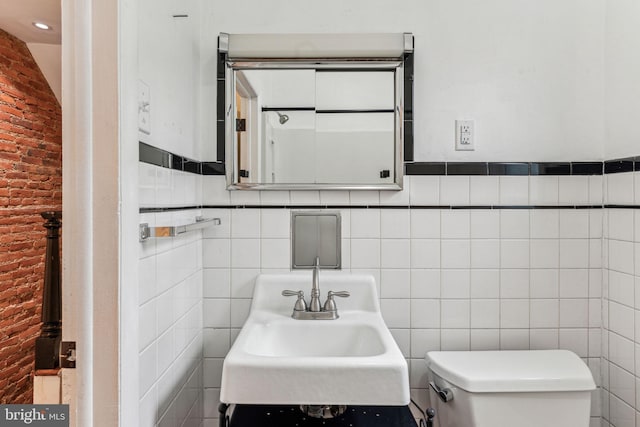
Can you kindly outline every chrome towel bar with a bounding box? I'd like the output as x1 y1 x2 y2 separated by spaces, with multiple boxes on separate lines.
139 216 221 241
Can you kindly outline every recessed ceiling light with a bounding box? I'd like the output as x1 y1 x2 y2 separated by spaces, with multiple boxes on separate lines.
32 22 52 31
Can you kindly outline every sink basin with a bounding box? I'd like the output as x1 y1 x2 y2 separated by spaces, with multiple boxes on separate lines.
220 273 410 406
244 323 386 357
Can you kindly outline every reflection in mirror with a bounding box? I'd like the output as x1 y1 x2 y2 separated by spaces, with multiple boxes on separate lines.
219 33 414 190
231 66 402 189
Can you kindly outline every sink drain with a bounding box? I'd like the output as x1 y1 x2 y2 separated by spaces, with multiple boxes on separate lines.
299 404 347 419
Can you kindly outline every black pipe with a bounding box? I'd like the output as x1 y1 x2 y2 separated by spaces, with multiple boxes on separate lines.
426 408 436 427
218 403 230 427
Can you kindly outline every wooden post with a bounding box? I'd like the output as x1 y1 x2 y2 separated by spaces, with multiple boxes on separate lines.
35 211 62 370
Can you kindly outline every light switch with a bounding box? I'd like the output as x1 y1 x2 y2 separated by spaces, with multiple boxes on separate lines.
138 80 150 134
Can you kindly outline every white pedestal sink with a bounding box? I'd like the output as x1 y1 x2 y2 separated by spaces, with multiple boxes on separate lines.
220 273 410 406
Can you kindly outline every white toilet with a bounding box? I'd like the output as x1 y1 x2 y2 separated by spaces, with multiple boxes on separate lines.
425 350 595 427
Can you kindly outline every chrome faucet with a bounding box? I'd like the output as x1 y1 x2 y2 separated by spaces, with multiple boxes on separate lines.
309 256 322 312
282 257 350 320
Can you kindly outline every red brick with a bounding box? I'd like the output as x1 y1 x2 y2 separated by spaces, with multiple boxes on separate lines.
0 29 61 404
0 104 22 117
0 141 17 152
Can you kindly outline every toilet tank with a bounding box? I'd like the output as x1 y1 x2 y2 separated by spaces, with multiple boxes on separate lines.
425 350 596 427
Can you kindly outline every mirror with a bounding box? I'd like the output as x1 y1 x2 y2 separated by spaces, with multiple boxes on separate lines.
219 33 414 190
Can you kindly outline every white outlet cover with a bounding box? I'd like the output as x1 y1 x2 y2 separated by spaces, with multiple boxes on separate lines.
455 119 474 151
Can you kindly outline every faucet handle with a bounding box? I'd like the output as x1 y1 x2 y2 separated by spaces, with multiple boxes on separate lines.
323 290 350 312
282 290 302 297
282 290 307 312
328 291 350 298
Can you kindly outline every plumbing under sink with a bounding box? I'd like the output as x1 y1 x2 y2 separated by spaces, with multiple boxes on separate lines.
219 273 410 406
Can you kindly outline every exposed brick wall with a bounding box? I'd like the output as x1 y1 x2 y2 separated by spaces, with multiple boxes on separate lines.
0 29 62 404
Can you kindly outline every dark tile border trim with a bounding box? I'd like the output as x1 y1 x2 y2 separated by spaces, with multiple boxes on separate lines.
488 162 529 176
142 141 640 178
403 51 414 162
139 142 171 169
217 46 227 162
405 162 445 175
140 206 203 213
605 157 635 174
404 161 609 176
141 204 612 213
406 161 604 176
202 162 225 175
139 142 224 175
530 162 570 175
447 162 488 175
572 162 603 175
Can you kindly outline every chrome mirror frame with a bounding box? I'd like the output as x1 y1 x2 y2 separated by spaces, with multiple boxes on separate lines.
217 33 414 191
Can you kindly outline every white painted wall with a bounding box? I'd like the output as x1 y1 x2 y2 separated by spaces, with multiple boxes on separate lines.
604 0 640 159
136 0 206 426
27 43 61 103
62 0 120 425
138 0 202 160
202 0 606 162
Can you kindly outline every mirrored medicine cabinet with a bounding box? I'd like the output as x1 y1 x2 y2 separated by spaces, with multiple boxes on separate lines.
217 33 414 190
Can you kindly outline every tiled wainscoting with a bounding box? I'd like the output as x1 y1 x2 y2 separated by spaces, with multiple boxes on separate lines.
138 209 205 427
138 153 640 427
601 171 640 427
198 173 605 427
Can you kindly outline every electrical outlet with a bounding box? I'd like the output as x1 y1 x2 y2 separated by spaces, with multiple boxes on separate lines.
455 120 474 151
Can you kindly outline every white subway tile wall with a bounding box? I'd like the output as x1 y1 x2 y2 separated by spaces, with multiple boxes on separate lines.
138 209 204 427
469 176 500 205
136 169 640 426
529 176 559 205
602 171 640 427
197 173 608 425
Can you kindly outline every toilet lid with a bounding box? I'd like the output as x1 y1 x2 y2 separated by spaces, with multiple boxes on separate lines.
426 350 596 393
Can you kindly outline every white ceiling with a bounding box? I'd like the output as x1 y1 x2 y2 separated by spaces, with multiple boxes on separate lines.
0 0 61 44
